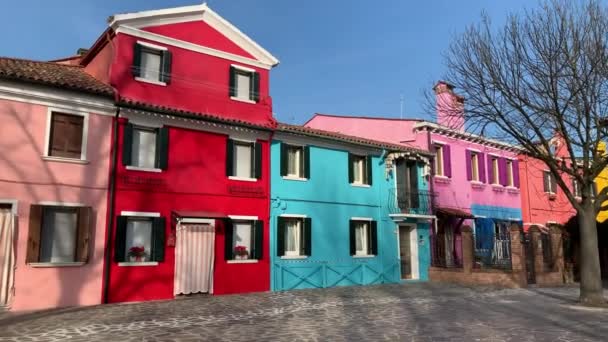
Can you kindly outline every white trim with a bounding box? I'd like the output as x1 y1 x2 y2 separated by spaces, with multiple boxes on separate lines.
28 262 85 268
126 165 163 173
230 96 257 104
353 255 375 259
118 262 159 267
228 215 259 220
120 211 161 217
431 140 447 145
351 183 371 188
279 214 307 218
231 64 256 73
116 25 273 70
228 176 257 182
470 180 484 185
42 156 89 165
227 259 259 264
43 107 89 161
0 199 18 215
136 40 168 51
389 213 436 220
351 217 373 221
134 77 167 87
415 121 521 151
397 223 419 280
37 201 86 207
178 218 215 225
282 176 308 182
466 148 482 153
280 255 308 260
433 175 450 180
229 136 257 143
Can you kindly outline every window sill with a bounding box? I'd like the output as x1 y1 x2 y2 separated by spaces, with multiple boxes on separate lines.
29 262 85 268
126 165 163 173
282 176 308 182
350 183 371 188
353 255 375 258
227 259 259 264
134 77 167 87
228 176 257 182
506 186 520 194
434 176 451 184
491 185 506 192
470 181 485 189
118 262 159 267
280 255 308 260
230 96 257 104
42 156 89 164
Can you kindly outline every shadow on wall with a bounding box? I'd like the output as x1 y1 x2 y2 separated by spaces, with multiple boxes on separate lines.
564 215 608 281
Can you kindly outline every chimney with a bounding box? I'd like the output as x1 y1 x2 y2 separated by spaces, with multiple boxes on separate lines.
433 81 465 131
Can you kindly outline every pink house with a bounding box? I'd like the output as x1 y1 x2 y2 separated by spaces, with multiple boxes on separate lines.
306 81 523 269
0 58 115 311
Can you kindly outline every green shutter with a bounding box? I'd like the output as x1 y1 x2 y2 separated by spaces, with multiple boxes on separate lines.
254 220 264 260
229 67 237 97
114 216 128 262
349 220 356 256
254 142 262 179
122 123 134 166
304 146 311 179
280 143 288 176
370 221 378 255
277 217 286 257
251 72 260 102
160 50 172 84
152 217 166 262
224 219 234 260
303 217 312 256
226 139 234 177
348 153 354 184
366 156 373 186
132 43 142 77
156 126 169 170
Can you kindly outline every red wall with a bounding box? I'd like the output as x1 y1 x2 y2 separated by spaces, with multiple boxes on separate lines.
108 121 271 303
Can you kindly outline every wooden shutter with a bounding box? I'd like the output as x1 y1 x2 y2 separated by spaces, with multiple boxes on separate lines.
465 150 472 181
280 143 288 176
75 207 92 263
303 217 312 256
115 216 128 262
498 158 508 186
152 217 166 262
543 172 550 192
49 113 83 159
156 126 169 170
276 217 286 256
251 72 260 102
226 139 234 177
395 159 408 209
254 220 264 260
26 205 43 263
304 146 311 179
366 156 373 186
370 221 378 255
478 153 486 183
160 50 172 84
348 153 354 183
122 123 134 166
487 156 494 183
224 219 234 260
349 220 356 256
229 67 237 97
408 162 420 208
132 43 142 77
443 144 452 178
512 159 520 188
254 142 262 179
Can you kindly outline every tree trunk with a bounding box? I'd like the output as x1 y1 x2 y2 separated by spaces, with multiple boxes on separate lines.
577 204 605 305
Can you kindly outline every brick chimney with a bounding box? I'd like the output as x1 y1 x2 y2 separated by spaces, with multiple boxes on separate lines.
433 81 465 131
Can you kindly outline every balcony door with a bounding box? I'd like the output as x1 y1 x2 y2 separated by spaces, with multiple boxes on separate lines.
395 159 419 211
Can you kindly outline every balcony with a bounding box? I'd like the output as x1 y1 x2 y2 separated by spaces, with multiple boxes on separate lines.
388 189 435 217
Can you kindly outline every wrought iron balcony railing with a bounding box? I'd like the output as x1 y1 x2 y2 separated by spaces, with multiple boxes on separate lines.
388 189 435 216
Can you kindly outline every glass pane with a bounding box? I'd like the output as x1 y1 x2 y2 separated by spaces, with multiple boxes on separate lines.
140 51 161 81
435 147 443 176
236 73 251 100
353 158 363 183
232 222 253 258
287 147 301 177
355 222 368 255
126 219 153 260
40 208 77 263
234 143 252 178
285 219 300 255
132 128 157 168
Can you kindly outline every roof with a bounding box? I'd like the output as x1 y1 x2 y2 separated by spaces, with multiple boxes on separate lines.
277 123 431 155
413 121 522 152
436 207 475 219
304 113 425 126
0 57 114 97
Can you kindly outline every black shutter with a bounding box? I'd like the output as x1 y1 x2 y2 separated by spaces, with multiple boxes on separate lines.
348 153 354 184
304 146 311 179
226 139 234 177
409 162 420 208
366 156 373 185
224 219 234 260
160 50 172 84
122 123 134 166
251 72 260 102
152 217 166 262
132 43 142 77
254 142 262 179
229 67 237 97
114 216 128 262
280 143 288 176
349 220 356 256
277 217 286 257
303 217 312 256
254 220 264 260
370 221 378 255
156 126 169 170
396 159 408 209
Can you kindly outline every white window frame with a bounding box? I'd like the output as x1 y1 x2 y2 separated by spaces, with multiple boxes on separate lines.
506 159 515 187
351 217 373 257
572 178 582 198
43 107 89 163
230 64 256 104
280 215 306 259
491 156 500 185
544 171 557 194
127 125 159 171
434 144 445 177
351 155 367 185
117 211 161 267
134 41 168 86
229 139 256 181
469 151 480 182
285 145 304 179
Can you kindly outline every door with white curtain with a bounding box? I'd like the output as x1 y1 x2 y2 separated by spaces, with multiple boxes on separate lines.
174 220 215 295
0 207 15 308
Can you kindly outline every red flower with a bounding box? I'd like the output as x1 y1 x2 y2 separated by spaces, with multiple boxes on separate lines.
128 246 146 257
234 245 248 256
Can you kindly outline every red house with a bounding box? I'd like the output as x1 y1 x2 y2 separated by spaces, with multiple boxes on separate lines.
80 3 279 303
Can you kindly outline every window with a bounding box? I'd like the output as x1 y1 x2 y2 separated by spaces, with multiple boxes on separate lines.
491 157 500 184
115 215 165 263
224 219 263 261
47 112 85 159
349 154 372 185
573 178 582 198
26 205 91 264
506 160 514 187
543 171 557 194
123 124 169 171
349 219 377 256
226 139 262 179
433 144 451 178
132 42 172 84
280 144 310 179
277 216 312 257
470 152 480 181
434 144 444 176
229 66 260 102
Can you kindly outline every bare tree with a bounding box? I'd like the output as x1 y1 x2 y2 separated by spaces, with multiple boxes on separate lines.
435 0 607 305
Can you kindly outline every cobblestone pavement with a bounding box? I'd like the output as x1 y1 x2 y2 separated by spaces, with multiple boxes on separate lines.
0 283 606 341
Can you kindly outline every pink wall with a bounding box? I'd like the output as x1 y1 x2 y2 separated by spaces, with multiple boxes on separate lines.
0 98 112 311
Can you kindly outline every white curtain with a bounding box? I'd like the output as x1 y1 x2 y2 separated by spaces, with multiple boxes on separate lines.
40 209 77 263
141 51 161 80
355 222 368 255
236 73 251 99
232 222 252 257
0 209 15 307
126 219 153 259
234 144 252 178
174 223 215 295
132 128 157 169
287 148 301 176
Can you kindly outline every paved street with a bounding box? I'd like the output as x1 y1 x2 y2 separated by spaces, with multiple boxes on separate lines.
0 283 606 342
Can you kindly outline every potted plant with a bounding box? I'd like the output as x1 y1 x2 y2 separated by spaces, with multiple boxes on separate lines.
128 246 147 262
234 245 249 260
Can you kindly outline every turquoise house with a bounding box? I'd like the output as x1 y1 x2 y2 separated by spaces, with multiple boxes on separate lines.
270 124 434 291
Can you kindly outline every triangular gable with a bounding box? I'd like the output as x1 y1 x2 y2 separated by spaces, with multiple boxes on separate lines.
108 3 279 67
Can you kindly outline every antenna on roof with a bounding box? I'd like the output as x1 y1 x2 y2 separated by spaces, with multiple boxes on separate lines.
400 93 404 119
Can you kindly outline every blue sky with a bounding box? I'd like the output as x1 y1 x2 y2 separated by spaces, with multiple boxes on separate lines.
0 0 533 124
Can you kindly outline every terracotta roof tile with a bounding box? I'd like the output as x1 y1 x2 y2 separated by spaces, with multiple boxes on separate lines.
0 57 113 97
